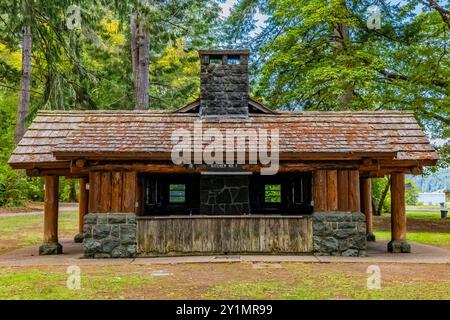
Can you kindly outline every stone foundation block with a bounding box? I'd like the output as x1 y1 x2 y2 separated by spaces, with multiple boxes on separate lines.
39 242 63 255
313 212 367 257
388 240 411 253
82 213 137 258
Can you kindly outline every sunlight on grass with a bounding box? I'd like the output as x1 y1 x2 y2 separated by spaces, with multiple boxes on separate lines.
375 231 450 246
406 211 445 220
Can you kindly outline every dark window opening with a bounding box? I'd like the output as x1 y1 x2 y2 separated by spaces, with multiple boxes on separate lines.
140 175 200 215
249 173 313 215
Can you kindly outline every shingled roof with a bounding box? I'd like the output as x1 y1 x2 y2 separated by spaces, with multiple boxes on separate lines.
8 110 438 169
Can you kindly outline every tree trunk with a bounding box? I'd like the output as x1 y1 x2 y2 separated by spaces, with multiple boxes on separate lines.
131 12 149 110
68 179 77 202
130 13 139 105
377 177 390 215
334 22 354 107
14 25 32 144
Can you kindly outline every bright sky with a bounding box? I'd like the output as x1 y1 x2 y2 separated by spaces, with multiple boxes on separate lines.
219 0 267 27
218 0 425 21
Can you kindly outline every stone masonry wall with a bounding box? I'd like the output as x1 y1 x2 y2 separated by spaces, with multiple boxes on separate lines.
200 58 248 118
313 212 367 257
83 213 136 258
200 176 250 215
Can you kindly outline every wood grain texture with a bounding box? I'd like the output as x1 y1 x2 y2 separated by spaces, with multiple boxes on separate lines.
78 177 88 233
337 170 349 211
360 177 373 233
122 171 137 212
326 170 338 211
137 216 313 255
348 170 360 212
88 171 101 213
391 173 406 241
313 170 327 211
43 175 59 243
99 172 111 212
111 172 123 212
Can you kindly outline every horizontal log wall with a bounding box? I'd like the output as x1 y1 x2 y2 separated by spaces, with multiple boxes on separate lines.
137 216 313 256
88 171 137 213
313 169 360 212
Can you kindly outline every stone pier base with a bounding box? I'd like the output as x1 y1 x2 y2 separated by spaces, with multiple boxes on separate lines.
388 240 411 253
39 242 63 255
74 233 84 243
313 212 367 257
366 232 376 242
82 213 137 258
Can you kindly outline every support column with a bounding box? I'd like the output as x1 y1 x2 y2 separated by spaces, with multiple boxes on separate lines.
360 177 375 241
39 175 62 255
388 172 411 253
74 177 89 243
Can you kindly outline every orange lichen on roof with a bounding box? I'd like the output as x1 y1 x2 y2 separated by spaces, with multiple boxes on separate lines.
8 110 438 168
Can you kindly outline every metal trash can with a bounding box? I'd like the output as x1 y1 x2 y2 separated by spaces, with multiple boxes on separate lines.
441 210 448 219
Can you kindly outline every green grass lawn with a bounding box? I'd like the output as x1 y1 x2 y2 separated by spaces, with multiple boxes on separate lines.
0 267 155 300
374 231 450 247
373 210 450 247
405 211 446 220
204 270 450 300
1 263 449 300
0 211 78 254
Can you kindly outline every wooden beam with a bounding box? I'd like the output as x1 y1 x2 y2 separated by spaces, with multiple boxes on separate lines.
111 171 123 212
326 170 338 211
75 159 86 168
99 172 111 212
43 175 59 244
70 161 361 175
390 172 406 241
78 177 89 233
348 170 360 212
360 177 375 241
88 172 101 212
26 168 86 178
122 171 137 212
337 170 349 211
313 170 327 211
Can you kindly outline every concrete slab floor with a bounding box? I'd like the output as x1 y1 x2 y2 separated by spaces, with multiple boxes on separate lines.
0 239 449 267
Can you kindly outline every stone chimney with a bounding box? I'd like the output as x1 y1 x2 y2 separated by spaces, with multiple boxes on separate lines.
199 49 249 119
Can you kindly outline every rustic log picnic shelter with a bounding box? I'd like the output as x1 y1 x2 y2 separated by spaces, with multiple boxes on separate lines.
9 49 438 258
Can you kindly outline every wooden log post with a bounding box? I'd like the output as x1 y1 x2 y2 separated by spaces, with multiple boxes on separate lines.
360 177 375 241
388 172 411 253
326 170 338 211
337 170 349 211
348 170 360 212
74 177 89 243
39 175 62 255
313 170 327 211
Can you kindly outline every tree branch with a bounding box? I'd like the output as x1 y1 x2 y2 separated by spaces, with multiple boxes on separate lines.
421 0 450 28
